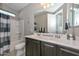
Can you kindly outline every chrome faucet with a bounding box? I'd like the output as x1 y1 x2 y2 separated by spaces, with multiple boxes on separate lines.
67 34 75 40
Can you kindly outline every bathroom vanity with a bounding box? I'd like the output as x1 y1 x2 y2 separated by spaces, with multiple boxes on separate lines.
25 33 79 56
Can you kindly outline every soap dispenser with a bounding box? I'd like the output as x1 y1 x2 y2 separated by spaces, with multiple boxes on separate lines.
42 27 45 33
65 22 70 40
41 27 42 33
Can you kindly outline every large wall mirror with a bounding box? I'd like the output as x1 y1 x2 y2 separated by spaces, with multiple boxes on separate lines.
33 3 76 38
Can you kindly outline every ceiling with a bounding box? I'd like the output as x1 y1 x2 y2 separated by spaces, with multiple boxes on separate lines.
1 3 64 15
2 3 29 14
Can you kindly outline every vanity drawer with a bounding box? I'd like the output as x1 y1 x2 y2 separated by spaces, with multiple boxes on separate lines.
41 42 56 56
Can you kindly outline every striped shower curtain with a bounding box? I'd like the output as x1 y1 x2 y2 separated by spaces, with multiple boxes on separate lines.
0 13 10 55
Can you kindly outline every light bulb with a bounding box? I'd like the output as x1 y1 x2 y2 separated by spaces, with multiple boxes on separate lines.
40 3 53 9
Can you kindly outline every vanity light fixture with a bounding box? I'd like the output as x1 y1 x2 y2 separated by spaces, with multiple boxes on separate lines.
40 3 54 9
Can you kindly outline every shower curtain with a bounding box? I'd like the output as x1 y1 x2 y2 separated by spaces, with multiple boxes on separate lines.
0 13 10 55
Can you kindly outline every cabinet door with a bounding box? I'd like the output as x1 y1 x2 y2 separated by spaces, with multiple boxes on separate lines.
41 42 56 56
25 39 40 56
32 40 40 56
60 48 79 56
26 39 33 56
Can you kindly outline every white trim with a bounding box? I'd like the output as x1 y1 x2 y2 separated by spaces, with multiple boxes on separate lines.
0 10 15 17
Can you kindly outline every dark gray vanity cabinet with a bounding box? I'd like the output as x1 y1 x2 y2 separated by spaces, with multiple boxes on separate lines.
41 42 56 56
25 38 79 56
26 38 40 56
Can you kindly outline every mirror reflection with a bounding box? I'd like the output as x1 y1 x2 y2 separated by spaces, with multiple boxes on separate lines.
34 12 56 33
33 3 78 40
34 3 71 34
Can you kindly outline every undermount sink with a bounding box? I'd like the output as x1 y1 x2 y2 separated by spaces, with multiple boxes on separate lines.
34 33 53 36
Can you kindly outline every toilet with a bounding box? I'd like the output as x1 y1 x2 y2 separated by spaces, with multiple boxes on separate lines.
15 42 25 56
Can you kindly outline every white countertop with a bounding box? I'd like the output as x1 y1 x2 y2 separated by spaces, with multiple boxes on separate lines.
25 33 79 50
